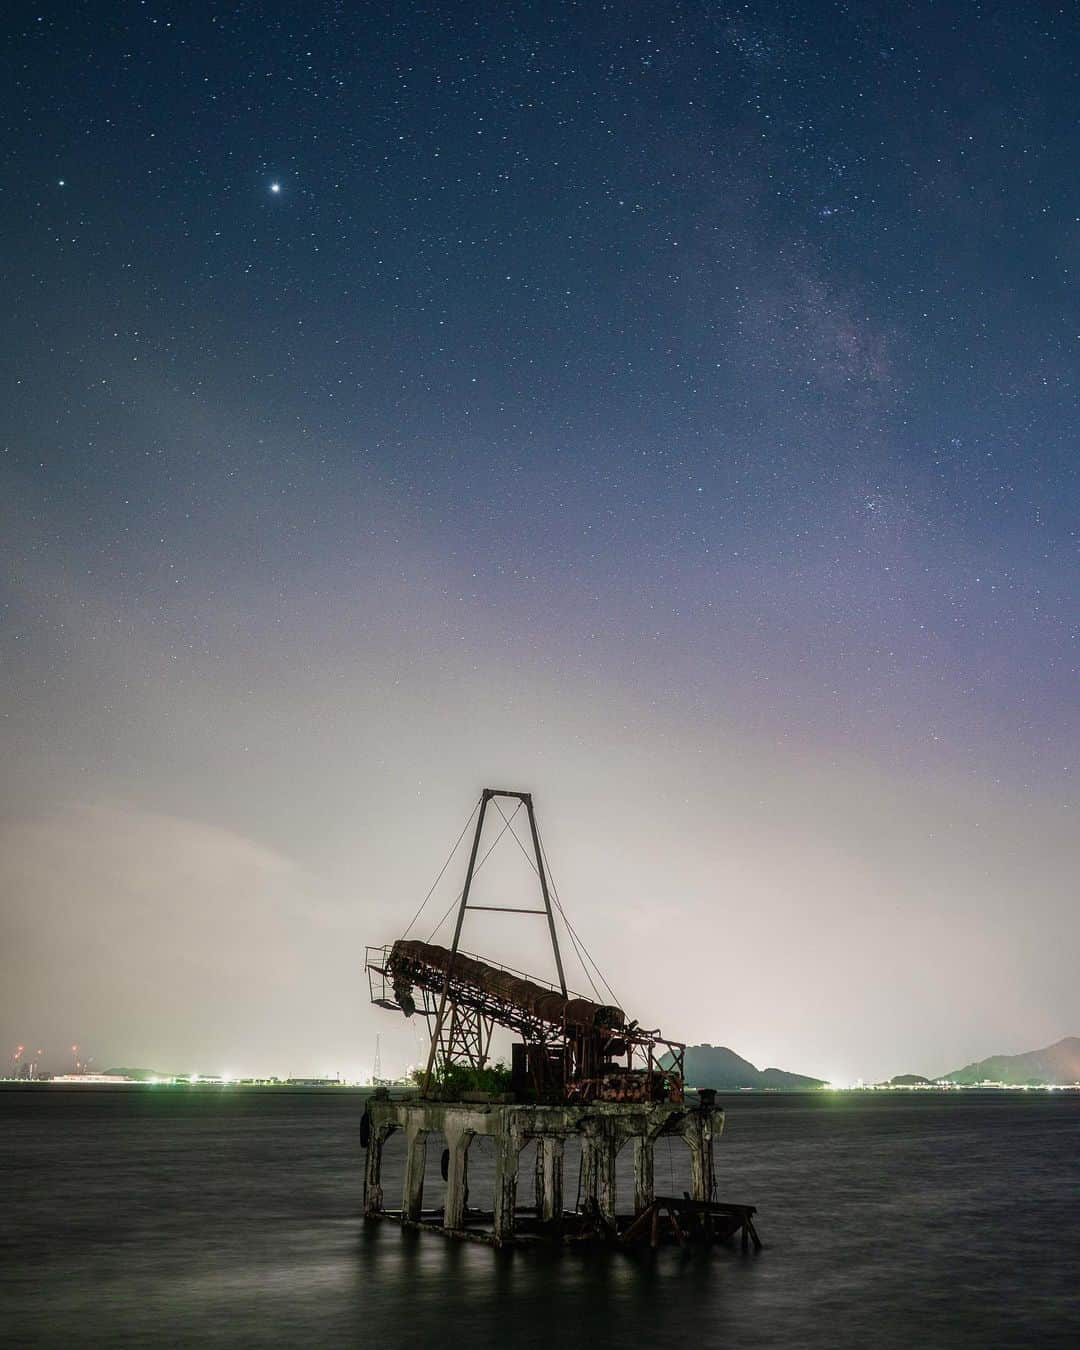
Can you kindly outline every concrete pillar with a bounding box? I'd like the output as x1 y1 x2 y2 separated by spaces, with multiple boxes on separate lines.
700 1108 717 1202
533 1141 545 1218
685 1115 713 1203
364 1124 391 1216
492 1136 519 1244
579 1134 599 1214
535 1136 564 1221
443 1127 470 1231
403 1124 428 1220
597 1137 616 1221
580 1131 616 1221
688 1138 706 1202
633 1135 654 1214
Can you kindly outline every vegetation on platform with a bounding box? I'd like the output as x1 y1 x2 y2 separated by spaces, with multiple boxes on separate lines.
410 1061 513 1096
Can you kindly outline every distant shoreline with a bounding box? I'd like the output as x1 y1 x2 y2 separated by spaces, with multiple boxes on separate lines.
0 1080 382 1093
2 1080 1078 1095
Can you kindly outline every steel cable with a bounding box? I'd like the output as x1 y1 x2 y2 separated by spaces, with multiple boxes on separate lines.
536 821 620 1007
489 799 604 1001
425 800 525 942
401 799 481 939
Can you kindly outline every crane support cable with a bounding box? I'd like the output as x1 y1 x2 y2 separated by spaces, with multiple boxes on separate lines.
537 821 620 1008
490 798 603 1001
401 799 482 939
425 799 525 943
490 798 616 1007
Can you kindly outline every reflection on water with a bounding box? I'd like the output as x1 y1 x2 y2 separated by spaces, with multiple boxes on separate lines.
2 1088 1078 1347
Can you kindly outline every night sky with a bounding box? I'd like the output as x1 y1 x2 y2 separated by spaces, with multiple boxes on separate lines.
2 3 1077 1083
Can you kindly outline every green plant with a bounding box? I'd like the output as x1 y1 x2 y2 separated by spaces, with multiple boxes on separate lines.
413 1060 512 1096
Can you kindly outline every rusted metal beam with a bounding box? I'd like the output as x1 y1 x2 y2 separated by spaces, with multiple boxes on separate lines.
421 794 489 1095
466 906 549 914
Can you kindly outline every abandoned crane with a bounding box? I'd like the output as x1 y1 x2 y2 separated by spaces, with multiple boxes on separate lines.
361 788 760 1249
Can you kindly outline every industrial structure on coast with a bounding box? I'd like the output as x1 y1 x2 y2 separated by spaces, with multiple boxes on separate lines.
361 787 759 1248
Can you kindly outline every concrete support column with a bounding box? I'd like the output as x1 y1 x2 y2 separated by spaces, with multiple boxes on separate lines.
580 1132 616 1221
579 1134 599 1214
535 1136 564 1221
684 1116 712 1203
492 1136 519 1244
364 1124 391 1216
700 1110 717 1202
633 1135 654 1214
597 1136 616 1221
443 1127 470 1231
403 1124 428 1220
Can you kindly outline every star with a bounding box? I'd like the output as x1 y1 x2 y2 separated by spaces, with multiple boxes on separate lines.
269 182 281 194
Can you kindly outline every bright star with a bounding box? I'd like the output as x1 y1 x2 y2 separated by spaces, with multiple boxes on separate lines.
270 182 281 194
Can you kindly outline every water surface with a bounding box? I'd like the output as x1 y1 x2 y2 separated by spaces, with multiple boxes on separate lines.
2 1087 1078 1347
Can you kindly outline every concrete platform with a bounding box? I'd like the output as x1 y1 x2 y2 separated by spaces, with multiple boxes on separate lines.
362 1095 724 1246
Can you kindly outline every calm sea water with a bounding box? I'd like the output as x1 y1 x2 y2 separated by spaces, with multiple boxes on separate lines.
2 1087 1078 1348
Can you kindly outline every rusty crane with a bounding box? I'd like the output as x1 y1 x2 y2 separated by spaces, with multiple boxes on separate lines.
360 788 760 1248
364 787 685 1103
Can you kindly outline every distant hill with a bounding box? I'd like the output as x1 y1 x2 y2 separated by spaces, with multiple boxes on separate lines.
886 1074 933 1086
941 1037 1080 1086
103 1067 166 1081
662 1044 825 1091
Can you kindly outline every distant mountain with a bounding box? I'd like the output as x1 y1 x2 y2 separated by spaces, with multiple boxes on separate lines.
662 1044 825 1091
941 1037 1080 1086
886 1074 933 1086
